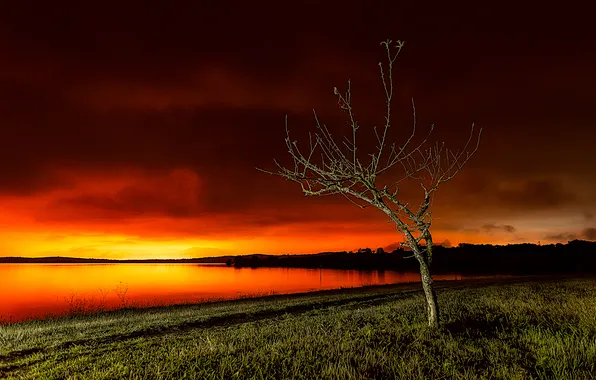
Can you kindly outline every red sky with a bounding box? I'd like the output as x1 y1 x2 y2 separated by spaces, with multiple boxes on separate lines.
1 1 595 259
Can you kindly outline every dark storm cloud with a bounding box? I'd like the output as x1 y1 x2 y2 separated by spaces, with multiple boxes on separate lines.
481 224 516 233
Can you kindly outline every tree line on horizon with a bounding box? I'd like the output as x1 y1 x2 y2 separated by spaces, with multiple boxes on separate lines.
230 240 596 275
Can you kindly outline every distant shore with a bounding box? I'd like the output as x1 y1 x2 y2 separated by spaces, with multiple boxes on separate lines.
0 256 230 264
2 239 595 276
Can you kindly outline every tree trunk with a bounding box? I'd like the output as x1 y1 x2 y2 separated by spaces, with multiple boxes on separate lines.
417 256 439 328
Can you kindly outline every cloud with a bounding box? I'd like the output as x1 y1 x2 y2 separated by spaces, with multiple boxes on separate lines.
584 212 594 221
582 228 596 241
543 232 578 242
42 169 203 219
30 167 390 240
481 223 516 233
496 179 576 210
0 105 297 196
432 173 584 221
544 228 596 242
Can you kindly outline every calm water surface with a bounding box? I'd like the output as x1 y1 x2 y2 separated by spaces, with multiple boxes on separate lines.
1 264 468 322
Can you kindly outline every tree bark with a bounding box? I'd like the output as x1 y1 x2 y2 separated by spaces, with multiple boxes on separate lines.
417 256 439 328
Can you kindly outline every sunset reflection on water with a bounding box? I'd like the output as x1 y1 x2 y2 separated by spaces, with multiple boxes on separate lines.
1 264 464 323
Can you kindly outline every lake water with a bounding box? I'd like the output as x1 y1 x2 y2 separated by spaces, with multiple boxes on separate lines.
1 264 468 323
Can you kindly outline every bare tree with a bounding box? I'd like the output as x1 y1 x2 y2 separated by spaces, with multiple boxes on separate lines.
258 40 482 328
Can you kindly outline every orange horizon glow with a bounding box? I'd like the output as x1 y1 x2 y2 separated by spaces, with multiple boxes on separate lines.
0 218 502 259
0 168 578 260
1 3 595 261
0 167 586 259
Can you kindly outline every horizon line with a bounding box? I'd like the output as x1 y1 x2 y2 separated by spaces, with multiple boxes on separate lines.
0 240 591 262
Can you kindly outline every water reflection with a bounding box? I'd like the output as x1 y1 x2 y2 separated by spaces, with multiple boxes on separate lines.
0 264 464 323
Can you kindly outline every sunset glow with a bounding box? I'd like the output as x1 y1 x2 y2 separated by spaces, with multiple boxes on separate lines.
0 2 594 260
0 165 590 259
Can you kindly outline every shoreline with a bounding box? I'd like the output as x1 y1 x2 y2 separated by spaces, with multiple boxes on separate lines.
3 273 585 326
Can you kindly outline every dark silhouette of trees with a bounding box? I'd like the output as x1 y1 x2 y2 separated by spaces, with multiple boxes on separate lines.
258 40 482 328
232 240 596 275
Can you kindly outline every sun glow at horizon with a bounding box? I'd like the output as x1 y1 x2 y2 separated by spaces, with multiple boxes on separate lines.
0 169 568 260
0 225 513 260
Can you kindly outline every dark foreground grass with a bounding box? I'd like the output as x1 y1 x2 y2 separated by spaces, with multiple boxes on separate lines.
1 276 595 379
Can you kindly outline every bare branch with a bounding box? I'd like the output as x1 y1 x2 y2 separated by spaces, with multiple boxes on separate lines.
258 39 482 328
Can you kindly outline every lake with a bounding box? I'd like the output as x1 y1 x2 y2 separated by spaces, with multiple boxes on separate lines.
1 264 470 323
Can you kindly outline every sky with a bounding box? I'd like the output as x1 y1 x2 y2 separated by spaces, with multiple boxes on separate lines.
1 1 595 259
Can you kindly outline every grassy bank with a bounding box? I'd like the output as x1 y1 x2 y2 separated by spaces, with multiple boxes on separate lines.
1 276 595 379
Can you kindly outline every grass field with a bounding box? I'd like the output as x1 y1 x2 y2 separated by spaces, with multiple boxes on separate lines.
1 275 595 379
